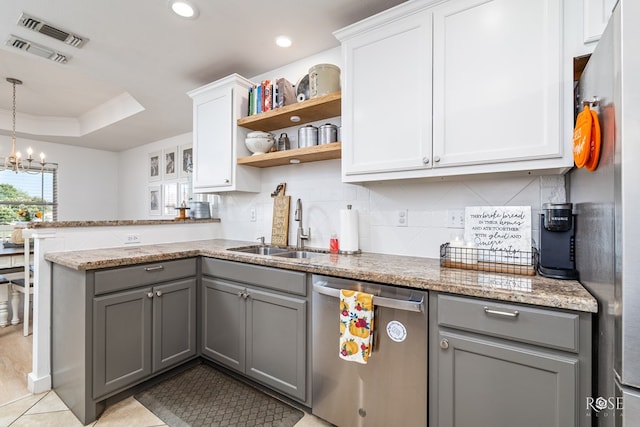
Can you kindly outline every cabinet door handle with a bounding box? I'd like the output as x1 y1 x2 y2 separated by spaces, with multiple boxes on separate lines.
434 156 441 163
224 179 230 184
237 291 244 298
144 265 164 272
156 290 163 297
440 338 449 350
484 306 519 318
147 292 154 299
423 157 430 165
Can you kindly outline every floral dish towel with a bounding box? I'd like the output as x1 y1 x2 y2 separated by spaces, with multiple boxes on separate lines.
339 289 374 364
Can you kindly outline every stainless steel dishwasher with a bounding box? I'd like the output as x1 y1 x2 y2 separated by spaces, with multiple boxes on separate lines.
312 274 427 427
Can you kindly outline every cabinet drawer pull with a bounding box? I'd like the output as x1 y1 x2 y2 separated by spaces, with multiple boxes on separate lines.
144 265 164 272
484 306 519 318
147 292 154 298
156 290 163 297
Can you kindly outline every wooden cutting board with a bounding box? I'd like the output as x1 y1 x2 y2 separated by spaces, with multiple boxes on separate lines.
271 183 290 246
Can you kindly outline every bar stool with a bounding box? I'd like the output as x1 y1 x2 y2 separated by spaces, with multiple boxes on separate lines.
7 230 34 336
10 271 33 336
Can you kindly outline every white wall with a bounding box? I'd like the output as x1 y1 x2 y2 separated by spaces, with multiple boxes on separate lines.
117 132 196 219
216 160 565 259
114 48 344 220
0 135 119 220
115 46 568 258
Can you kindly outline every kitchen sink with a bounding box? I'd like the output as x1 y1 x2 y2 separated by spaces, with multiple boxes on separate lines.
227 246 328 258
227 246 290 256
272 250 324 259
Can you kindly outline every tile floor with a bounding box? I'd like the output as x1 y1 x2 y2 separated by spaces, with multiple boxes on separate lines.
0 324 332 427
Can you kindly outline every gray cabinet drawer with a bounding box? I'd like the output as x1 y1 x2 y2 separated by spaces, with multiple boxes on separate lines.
94 258 196 295
436 294 579 352
202 258 306 296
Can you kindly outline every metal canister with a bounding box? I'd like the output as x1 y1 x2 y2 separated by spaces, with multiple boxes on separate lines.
318 123 338 145
298 125 318 148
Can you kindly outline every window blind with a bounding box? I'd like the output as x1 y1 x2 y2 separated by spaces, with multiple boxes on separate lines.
0 166 58 222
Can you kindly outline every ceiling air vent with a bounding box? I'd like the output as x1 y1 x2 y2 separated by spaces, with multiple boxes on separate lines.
17 13 88 48
6 35 71 64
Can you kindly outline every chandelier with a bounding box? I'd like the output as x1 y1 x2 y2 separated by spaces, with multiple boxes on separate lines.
2 77 56 174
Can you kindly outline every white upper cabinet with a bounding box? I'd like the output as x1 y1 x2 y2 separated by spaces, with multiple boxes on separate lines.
432 0 563 168
188 74 260 193
583 0 615 44
336 0 575 183
337 7 433 177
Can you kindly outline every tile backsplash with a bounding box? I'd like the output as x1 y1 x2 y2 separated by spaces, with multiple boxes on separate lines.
216 160 566 259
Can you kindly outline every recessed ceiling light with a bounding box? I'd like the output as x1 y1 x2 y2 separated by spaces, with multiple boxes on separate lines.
168 0 199 19
275 36 292 48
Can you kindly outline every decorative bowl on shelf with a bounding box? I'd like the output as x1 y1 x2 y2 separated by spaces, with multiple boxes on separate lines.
245 131 275 155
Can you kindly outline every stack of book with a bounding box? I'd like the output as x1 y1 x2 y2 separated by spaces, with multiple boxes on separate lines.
248 78 296 116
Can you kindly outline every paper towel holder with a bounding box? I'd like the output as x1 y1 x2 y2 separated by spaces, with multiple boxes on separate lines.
338 204 362 255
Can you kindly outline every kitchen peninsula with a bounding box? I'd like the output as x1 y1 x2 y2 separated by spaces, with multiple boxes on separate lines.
45 238 596 425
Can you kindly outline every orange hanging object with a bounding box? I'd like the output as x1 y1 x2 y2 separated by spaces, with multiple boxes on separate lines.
573 105 592 168
585 108 601 172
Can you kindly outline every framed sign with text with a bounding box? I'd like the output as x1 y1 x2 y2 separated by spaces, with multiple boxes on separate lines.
464 206 532 265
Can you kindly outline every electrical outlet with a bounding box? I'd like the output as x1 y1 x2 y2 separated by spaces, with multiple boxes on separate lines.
447 209 465 228
396 209 408 227
250 207 257 222
124 233 141 244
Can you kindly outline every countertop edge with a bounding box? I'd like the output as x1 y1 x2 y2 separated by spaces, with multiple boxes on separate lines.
29 219 220 228
44 240 598 314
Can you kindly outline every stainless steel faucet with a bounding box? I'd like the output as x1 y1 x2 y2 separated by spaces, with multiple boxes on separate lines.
295 198 310 249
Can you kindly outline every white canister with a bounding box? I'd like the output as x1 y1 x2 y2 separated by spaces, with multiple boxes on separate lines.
309 64 341 99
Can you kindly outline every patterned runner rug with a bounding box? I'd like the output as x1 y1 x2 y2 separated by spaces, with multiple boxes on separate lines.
134 364 304 427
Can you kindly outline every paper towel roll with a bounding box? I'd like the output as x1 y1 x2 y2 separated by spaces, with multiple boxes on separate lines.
340 206 359 253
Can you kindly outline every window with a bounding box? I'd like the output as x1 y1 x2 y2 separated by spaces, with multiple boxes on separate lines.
0 166 58 223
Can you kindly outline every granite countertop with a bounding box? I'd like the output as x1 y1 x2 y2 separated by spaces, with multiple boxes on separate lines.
29 218 220 228
44 238 598 313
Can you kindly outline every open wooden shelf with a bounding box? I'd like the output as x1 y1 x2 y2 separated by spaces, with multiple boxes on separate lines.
237 142 341 168
237 92 341 131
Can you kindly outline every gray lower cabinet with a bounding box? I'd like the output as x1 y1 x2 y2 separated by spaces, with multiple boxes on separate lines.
93 278 197 398
429 293 592 427
201 258 308 403
51 258 197 424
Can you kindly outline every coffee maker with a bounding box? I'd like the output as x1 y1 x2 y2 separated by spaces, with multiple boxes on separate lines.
537 203 578 279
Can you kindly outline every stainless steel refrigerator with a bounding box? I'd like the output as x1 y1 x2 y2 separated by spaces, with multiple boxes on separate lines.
569 1 640 425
